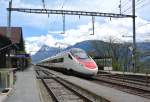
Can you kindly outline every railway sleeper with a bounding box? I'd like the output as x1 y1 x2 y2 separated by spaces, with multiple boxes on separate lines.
37 69 110 102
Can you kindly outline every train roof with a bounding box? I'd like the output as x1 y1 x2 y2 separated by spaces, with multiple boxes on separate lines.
37 48 85 63
69 48 85 52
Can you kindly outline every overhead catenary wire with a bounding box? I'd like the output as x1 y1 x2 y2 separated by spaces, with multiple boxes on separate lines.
135 0 147 8
61 0 68 9
122 0 136 14
136 0 150 10
123 0 150 14
42 0 46 9
122 5 132 14
122 0 130 5
137 23 150 27
35 0 139 36
121 0 131 9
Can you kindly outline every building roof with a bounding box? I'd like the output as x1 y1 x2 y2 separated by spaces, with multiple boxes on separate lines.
0 27 22 43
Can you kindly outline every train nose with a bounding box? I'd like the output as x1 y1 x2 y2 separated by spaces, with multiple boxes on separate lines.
76 58 98 75
87 67 98 76
83 61 97 69
77 59 97 69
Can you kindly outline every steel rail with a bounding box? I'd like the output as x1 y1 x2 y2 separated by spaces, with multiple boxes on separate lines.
42 70 105 102
35 67 110 102
92 76 150 99
97 71 150 85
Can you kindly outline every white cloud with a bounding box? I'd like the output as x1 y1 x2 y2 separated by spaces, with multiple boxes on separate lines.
25 16 150 55
0 0 125 28
1 0 150 54
1 0 150 31
25 34 61 55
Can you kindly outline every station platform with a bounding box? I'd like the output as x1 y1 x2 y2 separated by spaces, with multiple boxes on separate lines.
40 67 150 102
0 94 7 102
5 66 41 102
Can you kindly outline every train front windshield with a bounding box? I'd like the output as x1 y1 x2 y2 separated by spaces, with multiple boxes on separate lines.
70 49 89 59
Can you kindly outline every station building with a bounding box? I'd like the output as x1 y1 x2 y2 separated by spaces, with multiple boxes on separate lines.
0 27 30 92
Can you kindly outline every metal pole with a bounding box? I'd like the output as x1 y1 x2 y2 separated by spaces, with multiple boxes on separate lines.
7 0 12 38
132 0 136 72
92 16 95 35
119 0 122 14
7 0 12 68
62 14 65 34
42 0 46 9
8 0 12 27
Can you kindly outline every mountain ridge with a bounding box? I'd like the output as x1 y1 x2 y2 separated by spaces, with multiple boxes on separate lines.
31 40 150 70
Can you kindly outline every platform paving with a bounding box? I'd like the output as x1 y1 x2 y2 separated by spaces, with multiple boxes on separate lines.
5 66 41 102
0 94 7 102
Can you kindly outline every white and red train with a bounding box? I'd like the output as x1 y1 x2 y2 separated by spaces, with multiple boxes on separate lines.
37 48 98 76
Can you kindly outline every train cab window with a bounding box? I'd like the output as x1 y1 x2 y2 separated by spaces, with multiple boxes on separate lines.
70 49 89 59
68 54 73 60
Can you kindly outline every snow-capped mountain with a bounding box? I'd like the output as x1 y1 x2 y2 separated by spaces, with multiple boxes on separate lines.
25 36 57 55
31 45 61 63
25 40 44 55
25 35 68 55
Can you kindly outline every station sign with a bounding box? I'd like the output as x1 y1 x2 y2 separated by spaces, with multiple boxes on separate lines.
15 54 30 58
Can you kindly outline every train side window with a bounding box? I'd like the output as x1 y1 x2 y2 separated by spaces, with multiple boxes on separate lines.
68 54 73 60
57 58 64 63
52 59 57 63
59 58 64 62
54 59 57 63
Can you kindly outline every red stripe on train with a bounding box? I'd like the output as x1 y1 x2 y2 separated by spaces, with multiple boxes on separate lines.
77 59 97 69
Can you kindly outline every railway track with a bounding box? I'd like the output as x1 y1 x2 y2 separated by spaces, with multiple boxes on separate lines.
98 70 150 83
35 66 150 100
92 71 150 99
35 67 109 102
97 70 150 86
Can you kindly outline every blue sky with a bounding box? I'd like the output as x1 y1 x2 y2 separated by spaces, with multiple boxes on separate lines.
0 0 122 37
0 0 150 54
